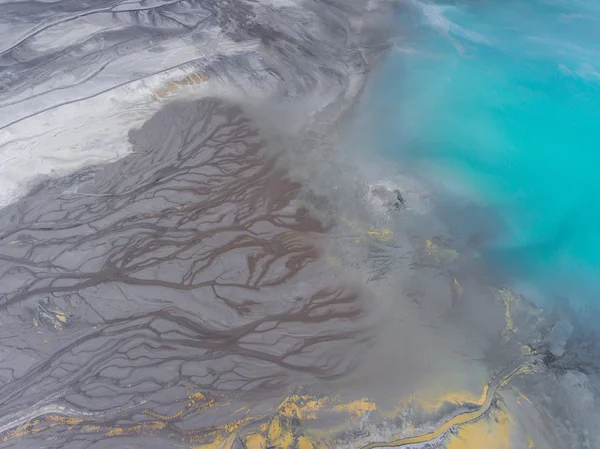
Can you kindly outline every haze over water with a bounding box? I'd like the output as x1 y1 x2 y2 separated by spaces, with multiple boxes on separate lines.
362 0 600 309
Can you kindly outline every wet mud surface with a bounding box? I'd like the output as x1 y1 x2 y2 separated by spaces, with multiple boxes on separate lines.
0 99 377 447
0 69 598 449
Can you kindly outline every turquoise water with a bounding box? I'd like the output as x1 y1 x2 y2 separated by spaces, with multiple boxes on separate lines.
366 0 600 308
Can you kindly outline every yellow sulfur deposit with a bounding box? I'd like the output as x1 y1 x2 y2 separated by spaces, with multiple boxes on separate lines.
333 398 377 416
446 406 514 449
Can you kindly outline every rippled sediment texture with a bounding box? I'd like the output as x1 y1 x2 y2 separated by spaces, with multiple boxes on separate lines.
0 0 385 204
1 0 600 448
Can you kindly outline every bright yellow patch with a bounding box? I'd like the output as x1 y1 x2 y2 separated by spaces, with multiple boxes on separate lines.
1 420 44 441
446 407 514 449
414 386 488 414
215 417 252 434
46 415 83 425
333 398 376 416
268 416 283 441
245 434 267 449
105 427 126 437
367 227 394 243
297 436 315 449
278 394 328 420
189 392 206 402
267 415 294 448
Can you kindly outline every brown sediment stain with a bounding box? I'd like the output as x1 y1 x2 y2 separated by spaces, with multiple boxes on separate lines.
152 73 209 99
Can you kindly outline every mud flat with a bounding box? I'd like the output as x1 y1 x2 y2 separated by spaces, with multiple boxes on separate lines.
0 98 381 446
0 97 554 449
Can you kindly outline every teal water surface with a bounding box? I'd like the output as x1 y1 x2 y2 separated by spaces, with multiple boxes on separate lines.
366 0 600 308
